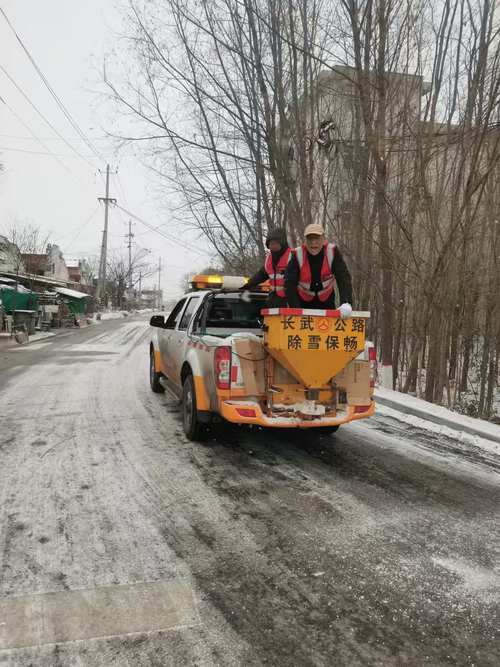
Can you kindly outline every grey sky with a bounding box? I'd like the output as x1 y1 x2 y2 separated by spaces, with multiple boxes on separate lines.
0 0 212 298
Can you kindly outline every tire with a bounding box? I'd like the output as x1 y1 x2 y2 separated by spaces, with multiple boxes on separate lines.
182 374 206 441
150 350 164 393
316 425 340 436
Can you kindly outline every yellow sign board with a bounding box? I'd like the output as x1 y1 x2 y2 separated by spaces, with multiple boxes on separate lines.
264 313 368 387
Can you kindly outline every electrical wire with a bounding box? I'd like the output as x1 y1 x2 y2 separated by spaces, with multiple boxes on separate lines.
57 205 100 248
115 170 131 210
116 204 209 258
0 93 71 173
0 6 104 164
0 64 96 168
0 145 94 158
0 133 107 141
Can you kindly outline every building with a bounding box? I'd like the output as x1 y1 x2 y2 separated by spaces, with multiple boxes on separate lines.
284 66 432 229
139 288 163 309
22 244 70 282
65 258 94 286
0 235 24 274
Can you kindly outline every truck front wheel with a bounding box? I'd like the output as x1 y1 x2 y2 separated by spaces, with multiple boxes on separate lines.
150 350 164 393
182 374 206 441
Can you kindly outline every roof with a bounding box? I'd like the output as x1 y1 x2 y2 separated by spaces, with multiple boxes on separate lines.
0 283 31 293
53 286 90 299
65 259 80 268
21 254 49 270
1 271 72 288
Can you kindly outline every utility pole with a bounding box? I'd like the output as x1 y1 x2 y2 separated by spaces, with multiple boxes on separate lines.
157 257 162 309
138 271 142 305
125 220 134 290
97 164 117 304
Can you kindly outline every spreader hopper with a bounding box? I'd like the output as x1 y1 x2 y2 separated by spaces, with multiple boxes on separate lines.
262 308 370 388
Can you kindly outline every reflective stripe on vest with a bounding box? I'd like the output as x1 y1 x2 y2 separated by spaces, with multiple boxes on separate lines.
264 248 291 297
295 242 335 302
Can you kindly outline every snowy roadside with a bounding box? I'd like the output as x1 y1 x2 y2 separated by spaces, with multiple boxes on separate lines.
0 328 74 350
0 313 122 350
0 311 143 347
96 311 129 321
375 386 500 445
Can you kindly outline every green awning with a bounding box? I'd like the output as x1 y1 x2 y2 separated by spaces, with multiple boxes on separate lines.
0 288 38 313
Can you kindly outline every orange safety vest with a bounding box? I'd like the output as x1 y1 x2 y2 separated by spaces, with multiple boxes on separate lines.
264 248 292 297
295 242 335 302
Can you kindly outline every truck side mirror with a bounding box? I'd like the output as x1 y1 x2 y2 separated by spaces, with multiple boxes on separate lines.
150 315 165 328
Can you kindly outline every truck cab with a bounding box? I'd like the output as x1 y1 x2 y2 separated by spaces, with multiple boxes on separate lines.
149 274 376 440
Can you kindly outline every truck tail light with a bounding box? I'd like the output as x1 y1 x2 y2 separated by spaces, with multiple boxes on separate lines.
214 346 232 390
368 346 377 388
235 407 256 418
354 405 371 414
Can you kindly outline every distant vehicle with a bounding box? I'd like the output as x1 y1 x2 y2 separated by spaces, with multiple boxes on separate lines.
149 274 376 440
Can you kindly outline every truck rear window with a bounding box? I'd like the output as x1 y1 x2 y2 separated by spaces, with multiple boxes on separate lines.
204 295 267 330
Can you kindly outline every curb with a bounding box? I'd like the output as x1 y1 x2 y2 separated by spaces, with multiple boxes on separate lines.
375 391 500 445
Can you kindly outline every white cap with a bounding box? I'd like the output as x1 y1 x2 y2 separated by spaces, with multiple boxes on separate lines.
304 223 325 237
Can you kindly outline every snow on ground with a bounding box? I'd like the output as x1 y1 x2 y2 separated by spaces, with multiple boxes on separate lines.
376 403 500 458
0 330 57 346
27 331 58 342
94 312 129 321
431 557 500 597
376 386 500 443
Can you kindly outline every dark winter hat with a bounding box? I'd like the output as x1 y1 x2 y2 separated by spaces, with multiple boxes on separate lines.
265 228 288 249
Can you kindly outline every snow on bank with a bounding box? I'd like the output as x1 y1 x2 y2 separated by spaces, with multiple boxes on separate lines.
375 387 500 443
375 386 500 445
376 403 500 461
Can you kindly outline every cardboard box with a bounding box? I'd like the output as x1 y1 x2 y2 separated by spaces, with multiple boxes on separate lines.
334 360 371 406
233 338 266 395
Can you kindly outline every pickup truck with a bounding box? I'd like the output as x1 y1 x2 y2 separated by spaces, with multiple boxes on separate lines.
149 275 376 440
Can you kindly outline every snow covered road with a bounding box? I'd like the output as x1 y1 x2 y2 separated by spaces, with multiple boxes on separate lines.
0 316 499 666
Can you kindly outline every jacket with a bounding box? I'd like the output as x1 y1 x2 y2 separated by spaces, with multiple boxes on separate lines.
285 244 353 309
245 228 291 297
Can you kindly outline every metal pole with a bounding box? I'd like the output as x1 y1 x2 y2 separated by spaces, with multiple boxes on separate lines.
157 257 161 309
97 164 116 304
126 219 134 290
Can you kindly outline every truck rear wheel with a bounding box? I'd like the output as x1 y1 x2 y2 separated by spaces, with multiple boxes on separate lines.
150 350 164 393
317 425 340 436
182 374 206 441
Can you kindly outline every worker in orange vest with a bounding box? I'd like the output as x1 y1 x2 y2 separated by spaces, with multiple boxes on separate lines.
244 228 292 307
285 224 353 316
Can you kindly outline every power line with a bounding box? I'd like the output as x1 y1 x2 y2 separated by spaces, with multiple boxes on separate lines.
0 6 104 163
115 171 131 210
0 64 95 167
0 133 109 142
0 93 71 173
57 205 100 248
115 204 208 257
0 145 94 158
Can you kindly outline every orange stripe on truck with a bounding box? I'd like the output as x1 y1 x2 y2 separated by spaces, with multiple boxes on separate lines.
193 375 210 411
154 350 163 374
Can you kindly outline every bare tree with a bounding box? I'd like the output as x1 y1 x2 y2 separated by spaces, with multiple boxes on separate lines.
1 221 51 335
104 0 332 268
106 249 153 309
107 0 500 417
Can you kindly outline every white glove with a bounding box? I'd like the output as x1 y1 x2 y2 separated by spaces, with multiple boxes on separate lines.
241 290 251 303
339 303 352 318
